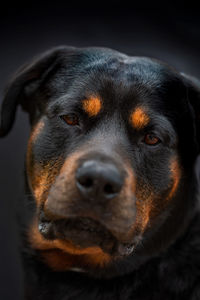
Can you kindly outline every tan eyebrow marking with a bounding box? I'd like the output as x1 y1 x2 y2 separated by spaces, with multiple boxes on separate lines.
130 107 150 129
82 97 102 117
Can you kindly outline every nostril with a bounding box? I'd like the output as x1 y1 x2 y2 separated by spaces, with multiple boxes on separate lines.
78 176 93 188
76 159 125 201
104 183 115 195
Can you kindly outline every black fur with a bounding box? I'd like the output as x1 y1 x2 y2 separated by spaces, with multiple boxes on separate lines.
1 46 200 299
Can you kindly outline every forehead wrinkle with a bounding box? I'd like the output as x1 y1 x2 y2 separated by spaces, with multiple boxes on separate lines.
46 95 82 117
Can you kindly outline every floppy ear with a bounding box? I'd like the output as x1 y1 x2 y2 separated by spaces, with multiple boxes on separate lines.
181 73 200 149
0 46 76 137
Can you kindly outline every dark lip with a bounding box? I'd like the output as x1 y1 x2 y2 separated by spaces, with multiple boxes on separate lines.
38 212 137 256
39 213 117 251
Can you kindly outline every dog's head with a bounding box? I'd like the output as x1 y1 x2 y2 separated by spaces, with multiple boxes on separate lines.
1 46 200 276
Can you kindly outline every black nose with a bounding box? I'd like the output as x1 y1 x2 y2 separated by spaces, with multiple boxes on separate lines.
76 160 124 201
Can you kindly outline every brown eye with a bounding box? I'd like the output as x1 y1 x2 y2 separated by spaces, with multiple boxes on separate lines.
144 133 160 145
61 114 79 126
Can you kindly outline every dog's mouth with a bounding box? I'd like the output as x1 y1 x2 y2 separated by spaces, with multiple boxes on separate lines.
38 213 136 257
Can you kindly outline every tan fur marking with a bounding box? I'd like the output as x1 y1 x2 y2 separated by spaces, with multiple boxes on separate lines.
26 120 62 206
82 97 102 117
26 120 45 195
130 107 150 129
139 200 153 232
131 157 181 234
29 120 45 144
83 250 112 268
28 218 112 270
41 248 112 271
40 250 77 271
26 160 62 205
134 192 154 233
167 158 181 201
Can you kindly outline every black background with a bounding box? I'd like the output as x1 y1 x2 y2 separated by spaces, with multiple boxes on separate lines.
0 2 200 299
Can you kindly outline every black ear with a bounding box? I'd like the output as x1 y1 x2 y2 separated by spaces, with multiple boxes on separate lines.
181 73 200 147
0 46 76 137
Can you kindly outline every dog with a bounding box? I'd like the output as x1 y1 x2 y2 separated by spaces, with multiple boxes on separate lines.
1 46 200 299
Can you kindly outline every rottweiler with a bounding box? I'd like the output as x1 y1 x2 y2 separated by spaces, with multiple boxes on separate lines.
1 46 200 299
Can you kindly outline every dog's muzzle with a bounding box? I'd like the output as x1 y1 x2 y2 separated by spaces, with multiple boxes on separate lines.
40 154 137 256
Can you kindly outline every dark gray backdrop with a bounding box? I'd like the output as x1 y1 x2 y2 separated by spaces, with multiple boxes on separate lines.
0 2 199 299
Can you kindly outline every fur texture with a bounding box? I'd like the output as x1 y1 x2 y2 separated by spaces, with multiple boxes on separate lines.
1 46 200 299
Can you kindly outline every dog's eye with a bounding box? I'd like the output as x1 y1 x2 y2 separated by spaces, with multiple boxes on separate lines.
144 133 160 146
61 114 79 126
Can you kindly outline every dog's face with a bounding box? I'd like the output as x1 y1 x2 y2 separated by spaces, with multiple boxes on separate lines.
1 46 200 275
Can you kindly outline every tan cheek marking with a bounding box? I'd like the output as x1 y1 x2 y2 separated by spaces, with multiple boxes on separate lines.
26 160 62 205
26 120 62 206
26 120 45 188
29 120 45 144
130 107 150 129
132 158 181 234
82 97 102 117
135 195 153 233
129 179 156 235
32 164 53 204
28 219 112 270
26 122 44 204
167 158 181 201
